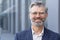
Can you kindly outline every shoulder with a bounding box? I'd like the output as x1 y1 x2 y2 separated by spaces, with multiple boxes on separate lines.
16 30 28 36
15 30 29 40
15 29 30 38
45 28 60 38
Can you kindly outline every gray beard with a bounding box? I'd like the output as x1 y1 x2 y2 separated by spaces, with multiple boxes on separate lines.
31 21 44 27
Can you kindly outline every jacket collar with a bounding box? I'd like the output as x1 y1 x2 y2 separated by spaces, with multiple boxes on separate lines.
26 27 49 40
42 27 50 40
26 28 33 40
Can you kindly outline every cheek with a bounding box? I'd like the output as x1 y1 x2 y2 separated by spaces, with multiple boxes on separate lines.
40 15 47 18
30 14 35 19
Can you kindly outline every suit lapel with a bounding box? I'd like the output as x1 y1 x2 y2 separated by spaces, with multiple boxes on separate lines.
26 27 50 40
26 28 33 40
42 28 49 40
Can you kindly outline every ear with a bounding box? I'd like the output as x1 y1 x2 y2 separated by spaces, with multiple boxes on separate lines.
45 13 48 18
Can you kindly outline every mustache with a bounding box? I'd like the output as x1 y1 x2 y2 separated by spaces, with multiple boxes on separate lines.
32 17 45 22
33 17 43 20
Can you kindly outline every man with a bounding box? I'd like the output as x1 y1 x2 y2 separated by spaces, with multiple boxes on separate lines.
15 1 60 40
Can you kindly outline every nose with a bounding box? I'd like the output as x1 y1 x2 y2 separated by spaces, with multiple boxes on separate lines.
36 13 40 17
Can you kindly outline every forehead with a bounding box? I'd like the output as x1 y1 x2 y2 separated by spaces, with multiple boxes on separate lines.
30 6 45 12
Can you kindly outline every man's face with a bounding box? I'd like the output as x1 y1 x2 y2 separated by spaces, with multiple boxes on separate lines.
29 6 48 27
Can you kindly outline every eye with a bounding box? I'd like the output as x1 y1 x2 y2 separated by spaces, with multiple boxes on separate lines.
39 12 45 14
32 12 37 15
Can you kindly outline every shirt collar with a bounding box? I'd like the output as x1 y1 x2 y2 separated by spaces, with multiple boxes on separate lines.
31 27 44 37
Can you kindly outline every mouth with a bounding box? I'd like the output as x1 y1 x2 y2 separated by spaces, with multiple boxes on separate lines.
35 20 41 23
33 18 45 22
31 20 44 27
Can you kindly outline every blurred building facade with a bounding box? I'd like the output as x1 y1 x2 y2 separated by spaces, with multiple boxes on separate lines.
0 0 46 34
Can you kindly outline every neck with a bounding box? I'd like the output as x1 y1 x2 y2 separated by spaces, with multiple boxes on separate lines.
32 25 44 35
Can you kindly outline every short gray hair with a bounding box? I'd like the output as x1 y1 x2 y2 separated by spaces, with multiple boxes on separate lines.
29 1 48 13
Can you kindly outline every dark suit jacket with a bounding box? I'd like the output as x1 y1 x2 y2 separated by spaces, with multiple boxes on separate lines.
15 27 60 40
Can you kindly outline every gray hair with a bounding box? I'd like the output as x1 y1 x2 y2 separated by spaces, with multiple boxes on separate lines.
29 1 48 13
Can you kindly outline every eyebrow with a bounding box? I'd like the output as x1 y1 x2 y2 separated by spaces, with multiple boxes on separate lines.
31 11 46 14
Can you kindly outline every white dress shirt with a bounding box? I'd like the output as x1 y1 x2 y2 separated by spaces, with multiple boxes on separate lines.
32 28 44 40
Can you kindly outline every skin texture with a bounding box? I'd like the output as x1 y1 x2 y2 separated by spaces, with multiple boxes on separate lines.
29 6 48 35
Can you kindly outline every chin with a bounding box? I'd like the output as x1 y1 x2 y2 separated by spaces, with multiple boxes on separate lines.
31 21 44 27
